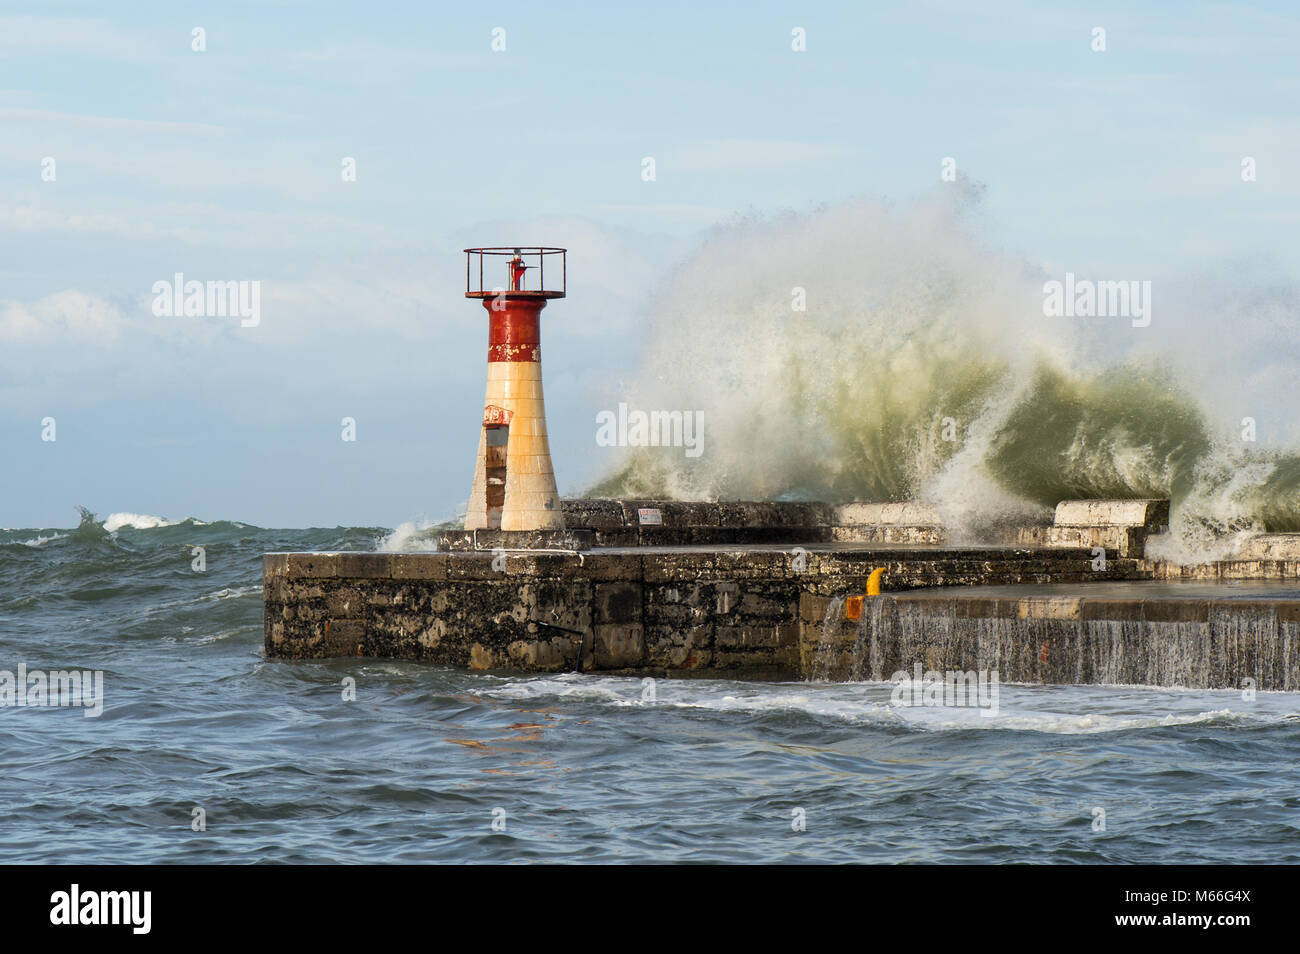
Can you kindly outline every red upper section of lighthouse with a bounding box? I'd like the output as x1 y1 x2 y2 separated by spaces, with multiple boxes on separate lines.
485 300 542 362
465 247 566 300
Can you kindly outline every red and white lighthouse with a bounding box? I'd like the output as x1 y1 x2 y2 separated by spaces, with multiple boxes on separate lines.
463 247 566 532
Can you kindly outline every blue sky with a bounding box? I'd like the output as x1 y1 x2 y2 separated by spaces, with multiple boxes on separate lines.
2 0 1297 528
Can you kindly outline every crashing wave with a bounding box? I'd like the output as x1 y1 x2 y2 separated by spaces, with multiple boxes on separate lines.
103 512 179 532
377 517 448 552
589 192 1300 556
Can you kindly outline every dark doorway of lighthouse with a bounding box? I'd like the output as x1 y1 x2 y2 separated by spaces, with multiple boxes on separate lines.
484 424 508 528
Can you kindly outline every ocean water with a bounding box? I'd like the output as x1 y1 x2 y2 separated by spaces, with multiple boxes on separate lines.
2 514 1299 864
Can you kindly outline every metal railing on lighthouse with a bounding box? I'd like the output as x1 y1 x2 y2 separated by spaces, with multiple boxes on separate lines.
464 247 566 299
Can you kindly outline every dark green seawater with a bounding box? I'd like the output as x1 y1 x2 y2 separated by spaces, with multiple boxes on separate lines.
2 514 1299 863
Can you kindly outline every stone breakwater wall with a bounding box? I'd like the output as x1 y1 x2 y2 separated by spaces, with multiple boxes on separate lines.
263 497 1300 684
264 544 1145 679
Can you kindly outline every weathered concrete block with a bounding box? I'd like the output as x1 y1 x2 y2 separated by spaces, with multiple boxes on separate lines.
323 618 364 656
592 529 639 547
1053 498 1169 528
1079 599 1144 621
468 643 497 669
593 624 645 668
834 502 943 527
1018 596 1082 620
715 623 799 650
1141 599 1209 623
645 622 713 669
594 582 641 623
264 554 290 582
642 550 715 583
506 637 576 671
950 597 1018 619
645 581 711 616
718 501 834 528
1049 499 1169 557
561 498 628 530
584 552 644 581
832 525 944 544
1232 534 1300 561
622 500 722 528
389 553 449 580
446 553 501 581
478 529 595 551
799 591 834 622
713 548 800 580
285 553 340 579
326 585 364 619
336 552 393 579
734 584 799 621
489 551 586 577
516 581 593 635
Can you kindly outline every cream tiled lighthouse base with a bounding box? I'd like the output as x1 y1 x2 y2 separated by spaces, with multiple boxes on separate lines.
464 361 564 532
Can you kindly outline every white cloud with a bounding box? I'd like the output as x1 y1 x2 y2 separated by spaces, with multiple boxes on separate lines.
0 290 125 343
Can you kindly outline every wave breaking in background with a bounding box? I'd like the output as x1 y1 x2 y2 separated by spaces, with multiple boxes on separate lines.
589 190 1300 560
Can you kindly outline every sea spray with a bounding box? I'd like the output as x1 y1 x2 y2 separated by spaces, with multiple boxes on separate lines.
377 517 455 551
588 193 1300 557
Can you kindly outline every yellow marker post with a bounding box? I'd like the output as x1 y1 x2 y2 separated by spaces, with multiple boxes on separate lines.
844 569 886 620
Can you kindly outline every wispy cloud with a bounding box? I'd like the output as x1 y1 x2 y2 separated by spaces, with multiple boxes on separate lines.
0 108 229 135
0 202 200 242
0 15 153 60
292 40 487 71
596 203 733 225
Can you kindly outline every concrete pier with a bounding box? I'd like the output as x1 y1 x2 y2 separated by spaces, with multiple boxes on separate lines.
263 497 1300 686
264 498 1151 677
263 542 1145 679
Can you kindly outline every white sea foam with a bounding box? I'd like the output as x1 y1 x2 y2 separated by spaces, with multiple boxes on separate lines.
103 512 177 532
470 674 1298 733
204 585 262 601
377 517 444 552
193 625 260 645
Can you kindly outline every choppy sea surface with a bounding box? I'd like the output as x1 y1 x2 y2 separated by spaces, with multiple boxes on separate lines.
2 514 1299 864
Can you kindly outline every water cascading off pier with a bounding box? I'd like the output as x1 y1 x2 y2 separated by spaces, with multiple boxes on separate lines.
810 582 1300 689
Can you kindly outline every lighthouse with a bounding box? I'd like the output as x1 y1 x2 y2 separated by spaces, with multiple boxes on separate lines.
463 247 566 532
